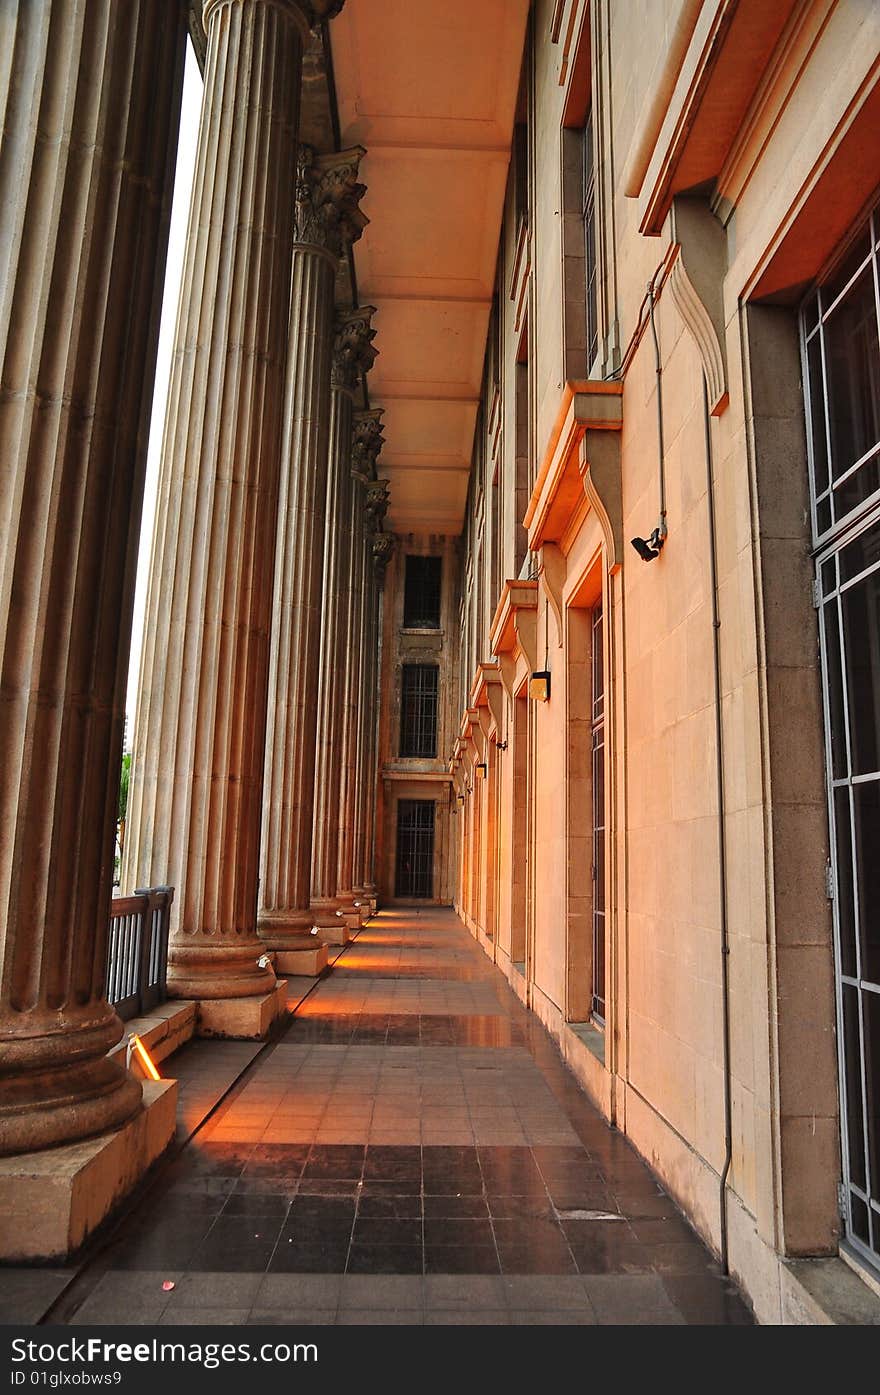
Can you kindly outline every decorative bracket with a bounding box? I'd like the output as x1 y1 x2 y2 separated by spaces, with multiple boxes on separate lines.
669 195 729 416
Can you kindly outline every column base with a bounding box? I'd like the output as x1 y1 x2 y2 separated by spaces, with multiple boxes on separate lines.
196 980 288 1039
0 1079 177 1262
321 920 353 946
310 902 354 943
273 943 330 976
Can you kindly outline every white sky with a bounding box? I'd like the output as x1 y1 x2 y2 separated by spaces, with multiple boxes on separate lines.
125 43 204 740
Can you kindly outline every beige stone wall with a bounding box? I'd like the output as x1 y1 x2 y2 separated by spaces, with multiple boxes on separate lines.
451 0 880 1319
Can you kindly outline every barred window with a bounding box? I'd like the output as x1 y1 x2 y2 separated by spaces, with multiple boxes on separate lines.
403 555 442 628
400 664 439 758
583 108 599 372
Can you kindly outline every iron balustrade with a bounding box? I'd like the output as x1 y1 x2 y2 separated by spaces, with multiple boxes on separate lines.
106 886 173 1022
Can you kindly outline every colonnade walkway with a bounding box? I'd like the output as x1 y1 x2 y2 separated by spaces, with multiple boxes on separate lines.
17 909 752 1325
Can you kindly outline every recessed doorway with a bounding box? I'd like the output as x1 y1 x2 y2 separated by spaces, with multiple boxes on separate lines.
395 799 435 898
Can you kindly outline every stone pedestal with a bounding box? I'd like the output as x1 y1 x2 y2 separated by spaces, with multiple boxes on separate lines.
274 944 330 976
124 0 319 1033
0 1080 177 1261
0 1 187 1157
197 980 288 1039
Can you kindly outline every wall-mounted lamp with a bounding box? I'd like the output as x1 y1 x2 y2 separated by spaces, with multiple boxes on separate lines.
456 793 465 805
630 518 667 562
529 670 551 702
257 953 272 970
310 926 320 936
475 762 487 780
125 1032 161 1082
495 739 508 751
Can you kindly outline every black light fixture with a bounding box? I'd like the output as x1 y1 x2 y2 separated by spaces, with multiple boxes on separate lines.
529 669 551 702
630 519 667 562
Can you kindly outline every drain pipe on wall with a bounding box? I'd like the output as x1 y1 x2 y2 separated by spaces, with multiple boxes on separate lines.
702 371 734 1275
631 276 668 562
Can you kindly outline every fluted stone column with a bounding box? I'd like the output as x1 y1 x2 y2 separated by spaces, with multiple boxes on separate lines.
335 412 383 913
258 239 371 967
351 478 388 907
365 531 394 904
124 0 320 1024
357 485 390 905
309 312 375 933
0 1 187 1157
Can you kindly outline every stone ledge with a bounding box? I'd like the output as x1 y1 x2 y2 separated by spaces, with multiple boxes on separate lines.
196 979 288 1039
782 1256 880 1325
0 1079 177 1262
107 1000 197 1072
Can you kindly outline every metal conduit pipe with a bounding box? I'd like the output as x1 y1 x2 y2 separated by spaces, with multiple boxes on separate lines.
631 276 668 562
702 371 734 1275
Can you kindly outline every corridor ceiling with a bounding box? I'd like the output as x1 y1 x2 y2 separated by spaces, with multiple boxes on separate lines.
330 0 529 535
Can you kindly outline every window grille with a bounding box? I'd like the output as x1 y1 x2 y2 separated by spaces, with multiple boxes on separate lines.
803 198 880 1274
400 664 439 758
395 800 435 898
403 555 442 628
591 599 606 1022
583 109 599 372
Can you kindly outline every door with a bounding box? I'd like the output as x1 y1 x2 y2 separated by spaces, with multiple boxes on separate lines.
395 799 435 898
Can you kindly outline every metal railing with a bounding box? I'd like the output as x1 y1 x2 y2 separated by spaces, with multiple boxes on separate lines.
106 886 174 1022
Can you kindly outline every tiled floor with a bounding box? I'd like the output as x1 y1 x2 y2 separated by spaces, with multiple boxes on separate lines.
10 908 753 1326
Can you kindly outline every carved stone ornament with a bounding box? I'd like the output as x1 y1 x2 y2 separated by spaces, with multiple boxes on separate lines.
331 305 378 393
365 480 391 531
351 408 385 482
371 531 395 581
293 143 368 260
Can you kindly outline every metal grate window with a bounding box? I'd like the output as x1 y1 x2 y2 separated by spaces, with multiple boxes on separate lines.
395 799 435 898
400 664 439 758
403 555 442 628
802 204 880 542
583 108 599 372
591 599 606 1022
804 197 880 1276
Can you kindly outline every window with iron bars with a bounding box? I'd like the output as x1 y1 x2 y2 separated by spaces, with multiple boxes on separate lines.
403 555 442 628
400 664 439 758
583 107 599 372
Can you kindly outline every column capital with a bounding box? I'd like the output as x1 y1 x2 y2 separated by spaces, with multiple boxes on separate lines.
331 305 377 393
203 1 316 41
294 144 368 260
371 531 395 582
365 478 391 530
351 407 385 482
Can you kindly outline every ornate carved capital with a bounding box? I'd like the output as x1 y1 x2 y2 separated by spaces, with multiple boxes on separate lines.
293 144 368 259
331 305 377 393
203 1 315 41
371 532 395 583
351 408 385 482
365 479 391 531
